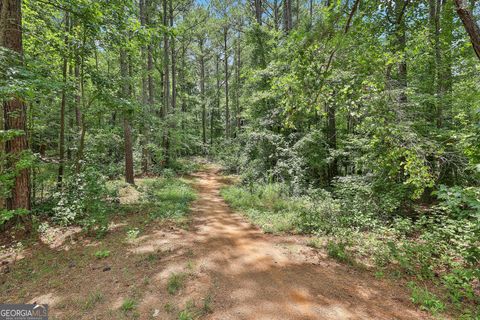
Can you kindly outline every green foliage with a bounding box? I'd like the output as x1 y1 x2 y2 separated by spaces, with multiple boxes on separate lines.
434 185 480 219
221 179 480 314
326 240 352 264
220 184 298 233
82 291 104 310
0 209 29 227
143 178 196 220
4 0 480 317
442 268 478 304
408 282 445 315
296 193 341 234
120 298 137 313
178 309 194 320
52 166 110 236
167 272 186 295
334 175 402 222
125 227 140 241
94 249 110 259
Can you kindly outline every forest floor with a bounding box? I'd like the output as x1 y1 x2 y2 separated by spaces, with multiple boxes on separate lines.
0 167 432 319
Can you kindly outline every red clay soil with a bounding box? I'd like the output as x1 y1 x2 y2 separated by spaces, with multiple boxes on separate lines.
185 169 429 320
1 169 431 320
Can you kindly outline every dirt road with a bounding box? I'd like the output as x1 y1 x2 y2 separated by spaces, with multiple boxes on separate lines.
2 169 429 319
177 169 428 320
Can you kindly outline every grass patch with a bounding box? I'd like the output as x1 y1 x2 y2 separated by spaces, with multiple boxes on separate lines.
221 185 298 233
201 294 213 315
306 238 323 249
164 302 176 314
120 298 137 313
143 178 196 220
408 282 445 315
178 309 195 320
145 253 159 263
94 249 110 259
167 272 187 295
82 291 104 310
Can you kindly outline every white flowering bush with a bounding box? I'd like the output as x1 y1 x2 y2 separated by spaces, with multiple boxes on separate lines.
52 167 109 235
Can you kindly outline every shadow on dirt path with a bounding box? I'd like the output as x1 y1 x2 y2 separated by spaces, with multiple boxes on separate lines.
0 168 430 320
184 168 429 320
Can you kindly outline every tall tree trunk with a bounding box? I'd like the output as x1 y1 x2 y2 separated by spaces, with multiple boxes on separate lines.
254 0 262 25
199 38 206 145
212 54 220 146
273 0 280 30
67 63 73 161
75 114 86 174
1 0 31 211
162 0 170 165
434 0 443 127
162 0 170 119
235 35 242 132
140 0 148 174
170 0 176 112
283 0 292 33
396 2 407 104
438 0 453 126
386 0 408 105
326 96 337 183
454 0 480 60
74 58 82 128
74 49 86 173
309 0 313 25
58 11 69 188
120 49 135 185
224 26 230 138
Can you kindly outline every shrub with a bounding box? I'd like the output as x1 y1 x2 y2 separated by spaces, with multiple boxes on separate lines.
326 240 352 264
408 282 445 314
434 185 480 219
296 195 341 234
52 166 110 235
333 175 404 229
442 268 478 304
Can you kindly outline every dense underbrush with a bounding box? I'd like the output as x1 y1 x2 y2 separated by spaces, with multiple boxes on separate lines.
221 181 480 318
1 163 197 244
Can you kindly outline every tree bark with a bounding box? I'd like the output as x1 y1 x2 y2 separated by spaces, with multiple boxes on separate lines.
396 0 407 104
74 58 82 128
170 0 176 112
75 114 86 174
199 38 206 145
438 0 453 127
326 97 337 183
212 54 221 146
273 0 280 31
235 35 242 132
120 49 135 185
454 0 480 60
140 0 148 174
254 0 262 25
162 0 170 165
283 0 292 33
57 11 69 188
1 0 31 210
224 26 230 138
